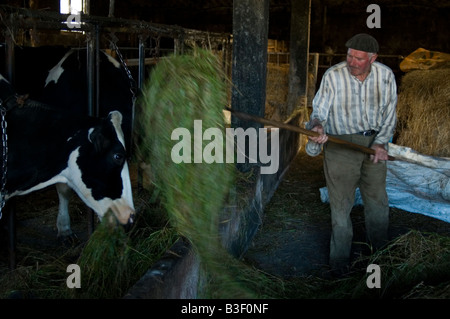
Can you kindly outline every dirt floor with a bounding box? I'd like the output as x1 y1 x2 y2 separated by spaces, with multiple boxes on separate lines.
0 188 92 276
244 148 450 279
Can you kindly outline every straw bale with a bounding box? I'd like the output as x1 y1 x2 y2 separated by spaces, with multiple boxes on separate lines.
265 63 289 121
395 68 450 157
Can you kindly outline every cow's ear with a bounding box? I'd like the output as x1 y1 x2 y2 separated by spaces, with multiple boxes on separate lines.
107 110 126 147
108 111 123 127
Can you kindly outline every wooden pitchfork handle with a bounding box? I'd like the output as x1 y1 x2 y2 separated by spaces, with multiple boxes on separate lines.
225 107 395 161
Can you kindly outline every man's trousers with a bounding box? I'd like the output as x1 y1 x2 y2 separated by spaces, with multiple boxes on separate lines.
323 134 389 270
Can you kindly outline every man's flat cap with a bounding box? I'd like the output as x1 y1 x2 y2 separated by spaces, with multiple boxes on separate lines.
345 33 379 53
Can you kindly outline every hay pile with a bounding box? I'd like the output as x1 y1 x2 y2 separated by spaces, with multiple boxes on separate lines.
342 230 450 299
282 230 450 299
265 64 289 120
264 64 314 122
395 68 450 157
73 212 176 298
70 194 177 298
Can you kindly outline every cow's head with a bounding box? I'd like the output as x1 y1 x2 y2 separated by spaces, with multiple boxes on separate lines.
65 111 135 225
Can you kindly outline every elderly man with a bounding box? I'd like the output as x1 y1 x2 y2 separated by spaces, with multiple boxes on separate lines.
306 33 398 275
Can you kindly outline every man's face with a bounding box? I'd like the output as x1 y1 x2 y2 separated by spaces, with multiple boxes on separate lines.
346 48 377 77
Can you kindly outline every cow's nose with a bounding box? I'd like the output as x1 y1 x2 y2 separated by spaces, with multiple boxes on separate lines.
110 203 135 225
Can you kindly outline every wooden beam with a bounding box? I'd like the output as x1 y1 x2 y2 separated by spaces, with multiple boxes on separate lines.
287 0 311 114
230 0 270 173
231 0 270 126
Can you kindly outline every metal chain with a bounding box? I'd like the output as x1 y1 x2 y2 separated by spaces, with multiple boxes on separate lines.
108 33 137 97
0 102 8 219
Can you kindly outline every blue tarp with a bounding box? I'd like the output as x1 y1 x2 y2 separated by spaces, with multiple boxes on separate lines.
319 144 450 223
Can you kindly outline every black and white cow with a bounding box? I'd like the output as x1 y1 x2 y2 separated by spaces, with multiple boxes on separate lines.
0 74 135 238
36 48 135 153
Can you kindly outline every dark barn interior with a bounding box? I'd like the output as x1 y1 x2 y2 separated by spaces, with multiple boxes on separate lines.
0 0 449 302
5 0 449 52
2 0 450 71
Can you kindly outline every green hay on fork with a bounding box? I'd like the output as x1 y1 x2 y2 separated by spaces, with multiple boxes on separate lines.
135 48 267 298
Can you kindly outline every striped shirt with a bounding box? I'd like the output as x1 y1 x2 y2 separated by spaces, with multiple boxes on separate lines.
311 61 397 145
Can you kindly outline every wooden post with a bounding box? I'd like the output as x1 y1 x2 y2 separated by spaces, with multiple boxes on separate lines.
231 0 270 172
308 52 319 107
287 0 311 114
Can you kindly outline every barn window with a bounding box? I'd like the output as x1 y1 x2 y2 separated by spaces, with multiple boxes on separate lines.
60 0 85 14
60 0 85 31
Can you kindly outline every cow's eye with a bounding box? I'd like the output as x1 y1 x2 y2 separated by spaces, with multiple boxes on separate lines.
113 153 125 165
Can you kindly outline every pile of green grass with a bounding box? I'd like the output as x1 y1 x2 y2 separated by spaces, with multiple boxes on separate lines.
73 197 178 298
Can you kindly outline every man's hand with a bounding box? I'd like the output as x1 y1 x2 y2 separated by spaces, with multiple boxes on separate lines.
370 144 389 163
308 124 328 144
